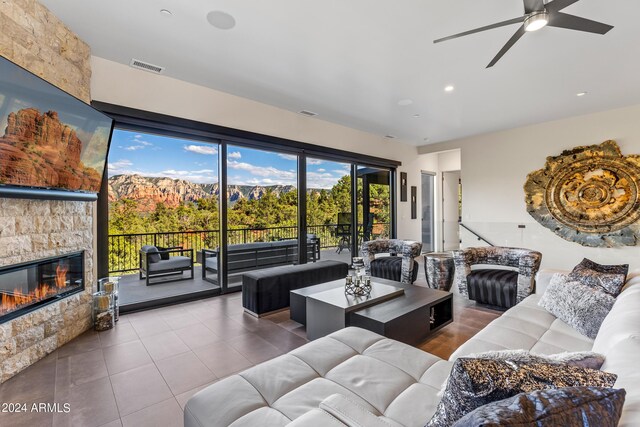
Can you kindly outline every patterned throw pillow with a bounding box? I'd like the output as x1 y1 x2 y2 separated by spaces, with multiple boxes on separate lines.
568 258 629 296
466 349 605 370
539 273 615 339
427 358 617 427
452 387 626 427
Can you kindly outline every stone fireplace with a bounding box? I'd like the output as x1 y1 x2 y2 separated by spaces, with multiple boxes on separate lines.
0 1 95 382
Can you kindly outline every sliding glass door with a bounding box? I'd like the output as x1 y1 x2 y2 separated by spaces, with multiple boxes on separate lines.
356 166 391 254
223 145 298 292
305 157 352 264
107 128 220 308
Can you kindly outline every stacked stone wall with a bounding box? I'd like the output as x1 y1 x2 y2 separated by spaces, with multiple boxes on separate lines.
0 0 95 382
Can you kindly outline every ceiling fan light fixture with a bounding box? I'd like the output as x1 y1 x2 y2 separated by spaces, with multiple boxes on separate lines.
524 11 549 32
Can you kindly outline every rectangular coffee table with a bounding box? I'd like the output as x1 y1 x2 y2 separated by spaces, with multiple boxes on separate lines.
293 277 453 344
305 281 405 340
350 284 453 345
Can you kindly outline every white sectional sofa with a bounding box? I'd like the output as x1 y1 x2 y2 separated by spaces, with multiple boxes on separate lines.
184 271 640 427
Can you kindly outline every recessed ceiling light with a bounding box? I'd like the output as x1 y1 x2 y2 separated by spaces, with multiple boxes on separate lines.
444 85 455 92
397 99 413 106
577 92 588 97
160 9 172 16
412 114 421 118
207 11 236 30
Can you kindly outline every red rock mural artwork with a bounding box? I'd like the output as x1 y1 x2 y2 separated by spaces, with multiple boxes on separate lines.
0 108 101 191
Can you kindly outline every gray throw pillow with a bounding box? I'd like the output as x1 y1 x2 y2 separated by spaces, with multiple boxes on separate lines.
427 358 617 427
452 387 626 427
465 349 605 370
568 258 628 296
539 273 615 339
141 245 161 263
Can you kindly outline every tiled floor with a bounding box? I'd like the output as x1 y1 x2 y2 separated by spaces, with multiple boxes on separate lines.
0 257 501 427
0 293 308 427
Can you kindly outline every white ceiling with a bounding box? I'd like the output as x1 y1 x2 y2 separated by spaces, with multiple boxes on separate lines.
40 0 640 146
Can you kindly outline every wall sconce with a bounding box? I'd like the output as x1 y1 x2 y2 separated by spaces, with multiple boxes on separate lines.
400 172 408 202
411 186 417 219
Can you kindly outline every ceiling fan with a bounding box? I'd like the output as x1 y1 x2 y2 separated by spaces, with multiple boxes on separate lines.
434 0 613 68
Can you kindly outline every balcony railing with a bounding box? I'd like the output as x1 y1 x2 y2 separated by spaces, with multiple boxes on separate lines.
108 223 390 274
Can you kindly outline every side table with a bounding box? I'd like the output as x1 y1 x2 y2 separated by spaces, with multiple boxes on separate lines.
424 252 455 291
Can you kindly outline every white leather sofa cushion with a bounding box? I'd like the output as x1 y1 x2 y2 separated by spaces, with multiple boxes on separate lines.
594 277 640 427
320 394 403 427
592 283 640 354
285 409 345 426
185 327 452 427
450 294 594 360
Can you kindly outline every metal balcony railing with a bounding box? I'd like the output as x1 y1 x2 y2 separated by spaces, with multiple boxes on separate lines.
108 223 390 274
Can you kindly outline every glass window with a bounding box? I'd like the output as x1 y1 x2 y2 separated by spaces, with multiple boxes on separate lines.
306 158 352 264
107 129 220 307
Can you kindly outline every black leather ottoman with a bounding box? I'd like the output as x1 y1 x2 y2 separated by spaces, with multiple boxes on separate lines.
242 260 349 316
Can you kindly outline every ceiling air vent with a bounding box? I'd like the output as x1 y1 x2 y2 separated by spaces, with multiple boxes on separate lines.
129 59 165 74
385 135 397 139
298 110 318 117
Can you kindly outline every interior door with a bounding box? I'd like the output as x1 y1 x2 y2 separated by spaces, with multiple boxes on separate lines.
442 171 461 251
421 172 435 252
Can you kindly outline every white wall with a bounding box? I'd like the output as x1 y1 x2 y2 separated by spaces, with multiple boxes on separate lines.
419 104 640 270
90 57 425 239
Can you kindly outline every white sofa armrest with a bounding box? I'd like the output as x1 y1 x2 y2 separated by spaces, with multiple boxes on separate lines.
535 269 568 295
319 394 402 427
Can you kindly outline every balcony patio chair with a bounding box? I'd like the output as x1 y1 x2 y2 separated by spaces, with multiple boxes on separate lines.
335 212 351 254
452 246 542 308
360 239 422 284
139 245 194 286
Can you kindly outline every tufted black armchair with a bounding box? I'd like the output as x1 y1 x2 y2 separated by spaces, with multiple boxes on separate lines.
453 246 542 308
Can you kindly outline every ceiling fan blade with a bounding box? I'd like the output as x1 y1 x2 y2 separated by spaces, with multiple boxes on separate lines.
434 16 526 44
546 0 581 13
548 12 614 34
487 25 526 68
523 0 545 14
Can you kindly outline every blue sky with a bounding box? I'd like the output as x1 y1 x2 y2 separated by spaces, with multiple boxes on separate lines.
108 129 350 188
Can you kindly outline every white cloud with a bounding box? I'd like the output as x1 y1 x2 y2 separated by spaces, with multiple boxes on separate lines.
123 145 146 151
227 160 297 186
108 159 133 172
107 158 217 183
307 171 343 189
228 151 242 159
184 144 218 155
332 169 351 175
317 168 326 172
308 158 323 165
277 153 298 161
129 134 153 147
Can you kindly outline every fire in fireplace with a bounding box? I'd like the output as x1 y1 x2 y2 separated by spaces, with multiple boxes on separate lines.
0 252 84 323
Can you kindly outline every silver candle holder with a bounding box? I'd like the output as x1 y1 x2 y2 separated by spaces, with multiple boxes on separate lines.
345 274 372 297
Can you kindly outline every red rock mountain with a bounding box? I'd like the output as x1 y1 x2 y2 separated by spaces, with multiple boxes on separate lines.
108 174 297 212
0 108 101 191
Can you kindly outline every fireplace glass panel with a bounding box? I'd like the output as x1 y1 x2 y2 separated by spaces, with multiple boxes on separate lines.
0 252 84 323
